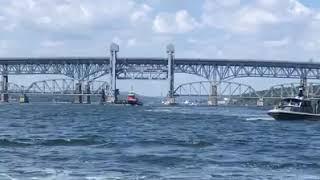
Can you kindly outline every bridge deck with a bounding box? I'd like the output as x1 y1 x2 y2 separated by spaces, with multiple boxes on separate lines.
0 57 318 68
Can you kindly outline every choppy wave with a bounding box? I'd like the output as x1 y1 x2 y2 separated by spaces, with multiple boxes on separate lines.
0 139 31 147
0 173 16 180
1 104 320 179
137 139 213 148
39 138 101 146
0 136 107 147
122 154 194 167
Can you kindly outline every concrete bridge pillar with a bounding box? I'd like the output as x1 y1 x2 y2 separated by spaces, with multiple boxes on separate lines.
108 43 119 103
83 83 91 104
19 94 29 103
1 70 9 103
309 83 314 98
74 82 83 104
164 44 176 105
208 83 218 106
100 88 106 104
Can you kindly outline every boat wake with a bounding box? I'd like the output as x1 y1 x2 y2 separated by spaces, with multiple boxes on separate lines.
0 173 16 180
245 117 275 121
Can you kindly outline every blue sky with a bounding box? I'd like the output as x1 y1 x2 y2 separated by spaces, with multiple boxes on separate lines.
301 0 320 8
1 0 320 96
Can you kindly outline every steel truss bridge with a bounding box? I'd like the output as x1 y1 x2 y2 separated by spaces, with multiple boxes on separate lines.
3 79 320 105
1 57 320 80
174 81 320 100
0 43 320 103
2 79 109 96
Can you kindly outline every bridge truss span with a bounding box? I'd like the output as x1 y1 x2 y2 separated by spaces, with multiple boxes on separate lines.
174 81 259 99
0 82 24 94
0 58 110 80
260 82 320 99
26 79 109 95
174 60 320 81
1 58 320 81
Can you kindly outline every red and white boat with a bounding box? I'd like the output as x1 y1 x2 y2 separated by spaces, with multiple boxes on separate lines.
127 91 143 106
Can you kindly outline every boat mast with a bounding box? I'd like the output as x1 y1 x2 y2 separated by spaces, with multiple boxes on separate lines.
298 76 307 98
130 85 134 93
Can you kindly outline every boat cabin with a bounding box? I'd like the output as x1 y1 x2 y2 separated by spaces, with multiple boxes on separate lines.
127 92 137 102
127 91 143 105
277 98 313 113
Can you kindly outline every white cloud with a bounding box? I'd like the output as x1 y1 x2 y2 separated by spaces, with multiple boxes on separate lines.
315 13 320 20
112 37 123 46
0 15 17 31
0 40 8 49
203 0 240 10
187 38 198 44
236 7 279 33
257 0 278 8
153 10 199 34
287 0 311 16
263 38 290 47
130 4 153 23
3 23 17 32
0 40 9 56
176 10 199 32
127 38 137 47
202 0 313 33
0 0 319 62
41 40 64 48
0 0 150 31
303 41 320 51
165 0 320 61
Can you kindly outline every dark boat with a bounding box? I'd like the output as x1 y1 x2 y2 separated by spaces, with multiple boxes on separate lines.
268 84 320 121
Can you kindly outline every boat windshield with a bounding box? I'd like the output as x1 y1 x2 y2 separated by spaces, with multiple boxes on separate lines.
128 92 135 96
280 99 301 107
278 98 314 113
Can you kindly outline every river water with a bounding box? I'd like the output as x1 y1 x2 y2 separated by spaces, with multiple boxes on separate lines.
0 103 319 179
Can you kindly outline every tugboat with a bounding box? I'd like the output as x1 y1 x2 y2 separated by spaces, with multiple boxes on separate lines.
268 80 320 120
127 91 143 106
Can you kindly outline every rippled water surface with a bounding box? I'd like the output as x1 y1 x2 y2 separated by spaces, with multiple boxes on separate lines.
0 103 320 179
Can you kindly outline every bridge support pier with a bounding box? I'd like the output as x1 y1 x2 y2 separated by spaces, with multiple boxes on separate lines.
1 74 9 103
19 94 29 103
108 43 119 103
208 83 218 106
74 82 83 104
83 84 91 104
164 44 176 105
100 88 106 104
